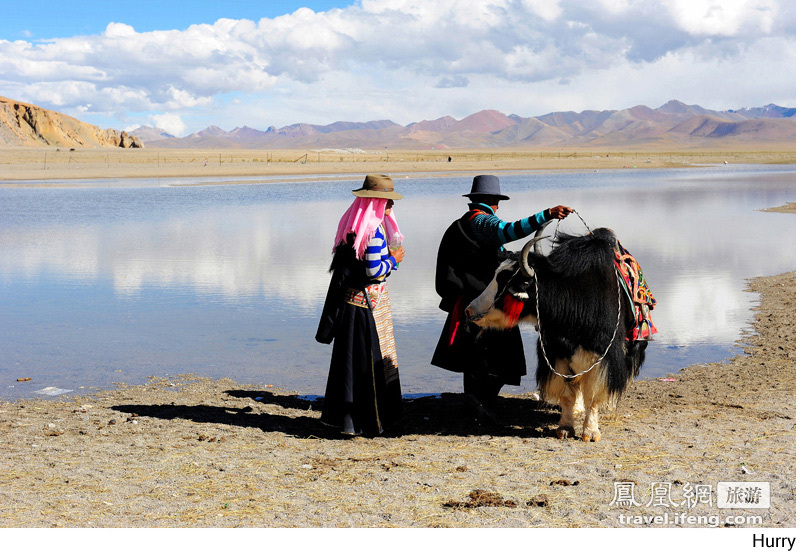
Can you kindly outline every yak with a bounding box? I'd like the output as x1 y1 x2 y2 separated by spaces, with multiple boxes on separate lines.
465 227 647 442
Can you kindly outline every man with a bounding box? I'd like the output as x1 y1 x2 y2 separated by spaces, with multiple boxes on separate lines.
431 175 572 424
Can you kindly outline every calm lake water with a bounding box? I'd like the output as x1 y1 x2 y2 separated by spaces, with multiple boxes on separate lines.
0 164 795 401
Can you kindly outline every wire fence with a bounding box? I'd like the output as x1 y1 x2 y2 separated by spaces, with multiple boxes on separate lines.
0 148 795 173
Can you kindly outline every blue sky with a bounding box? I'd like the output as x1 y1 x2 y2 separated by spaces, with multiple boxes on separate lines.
0 1 351 39
0 1 795 136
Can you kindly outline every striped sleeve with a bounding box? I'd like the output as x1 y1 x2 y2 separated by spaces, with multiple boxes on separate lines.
364 226 397 279
471 209 551 246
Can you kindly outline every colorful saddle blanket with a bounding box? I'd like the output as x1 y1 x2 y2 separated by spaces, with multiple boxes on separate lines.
614 242 657 340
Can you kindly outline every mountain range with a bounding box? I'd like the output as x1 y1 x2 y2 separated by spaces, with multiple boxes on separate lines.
137 100 795 149
0 94 794 150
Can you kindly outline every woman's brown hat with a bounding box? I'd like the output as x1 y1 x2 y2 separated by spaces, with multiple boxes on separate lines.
352 174 403 200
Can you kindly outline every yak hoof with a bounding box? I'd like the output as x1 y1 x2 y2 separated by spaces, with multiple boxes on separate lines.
556 425 575 439
582 430 601 442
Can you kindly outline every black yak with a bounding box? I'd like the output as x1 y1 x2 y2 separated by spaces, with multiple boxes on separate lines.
465 227 648 441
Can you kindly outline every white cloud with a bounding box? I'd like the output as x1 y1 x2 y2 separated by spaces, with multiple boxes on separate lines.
522 0 564 21
436 75 469 88
0 0 793 132
149 113 186 136
665 0 781 36
103 22 138 38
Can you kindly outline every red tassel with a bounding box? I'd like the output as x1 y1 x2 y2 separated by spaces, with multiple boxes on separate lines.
502 294 524 328
448 296 464 346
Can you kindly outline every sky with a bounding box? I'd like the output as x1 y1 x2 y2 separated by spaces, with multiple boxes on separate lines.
0 0 796 137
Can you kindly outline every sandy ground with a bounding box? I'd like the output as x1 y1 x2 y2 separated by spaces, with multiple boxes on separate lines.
0 146 795 183
0 271 794 531
764 201 796 214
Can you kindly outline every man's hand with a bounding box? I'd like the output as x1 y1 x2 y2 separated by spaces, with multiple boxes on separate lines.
549 205 573 220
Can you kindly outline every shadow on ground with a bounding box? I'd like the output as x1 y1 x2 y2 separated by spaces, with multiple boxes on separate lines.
112 390 560 440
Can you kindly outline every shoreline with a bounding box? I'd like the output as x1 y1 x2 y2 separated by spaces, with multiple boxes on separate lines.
0 146 795 183
0 267 794 528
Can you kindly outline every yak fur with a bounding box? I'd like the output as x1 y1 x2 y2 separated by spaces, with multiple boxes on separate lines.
466 228 647 441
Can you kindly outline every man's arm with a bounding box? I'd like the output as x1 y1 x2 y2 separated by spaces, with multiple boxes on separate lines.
471 205 573 246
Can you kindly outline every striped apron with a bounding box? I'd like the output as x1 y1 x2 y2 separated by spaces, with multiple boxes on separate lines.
345 283 400 384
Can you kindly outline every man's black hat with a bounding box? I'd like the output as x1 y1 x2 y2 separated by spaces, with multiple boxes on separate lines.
463 174 510 200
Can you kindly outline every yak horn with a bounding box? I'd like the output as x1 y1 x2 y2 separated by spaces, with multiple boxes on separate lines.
519 235 547 278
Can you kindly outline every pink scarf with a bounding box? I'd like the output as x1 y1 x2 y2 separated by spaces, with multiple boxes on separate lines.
333 197 404 259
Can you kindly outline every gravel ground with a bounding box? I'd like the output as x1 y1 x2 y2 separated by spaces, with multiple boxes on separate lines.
0 271 794 533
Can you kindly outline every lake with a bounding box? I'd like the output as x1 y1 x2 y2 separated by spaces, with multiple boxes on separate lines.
0 164 795 401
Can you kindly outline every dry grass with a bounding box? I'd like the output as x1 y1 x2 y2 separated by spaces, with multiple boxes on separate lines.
0 146 795 183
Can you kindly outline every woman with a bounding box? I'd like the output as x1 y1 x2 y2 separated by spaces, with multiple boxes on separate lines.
315 174 406 436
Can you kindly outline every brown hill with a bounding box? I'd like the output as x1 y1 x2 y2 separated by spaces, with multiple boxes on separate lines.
130 125 174 143
537 110 616 132
399 110 518 148
490 117 573 145
0 96 143 148
656 99 746 120
667 114 796 143
140 100 789 150
449 109 517 133
406 115 459 134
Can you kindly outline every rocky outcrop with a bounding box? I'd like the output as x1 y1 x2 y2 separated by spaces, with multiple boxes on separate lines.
0 96 143 148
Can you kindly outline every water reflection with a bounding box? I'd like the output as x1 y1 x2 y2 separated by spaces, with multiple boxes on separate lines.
0 165 794 400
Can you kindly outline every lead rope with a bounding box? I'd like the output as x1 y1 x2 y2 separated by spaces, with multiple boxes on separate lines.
551 209 593 248
533 210 622 379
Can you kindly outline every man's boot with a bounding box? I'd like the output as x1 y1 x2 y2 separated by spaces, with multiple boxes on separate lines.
463 372 499 425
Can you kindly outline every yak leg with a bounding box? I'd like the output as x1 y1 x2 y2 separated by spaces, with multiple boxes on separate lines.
557 390 578 439
573 351 607 442
581 401 602 442
550 359 583 439
579 374 602 442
